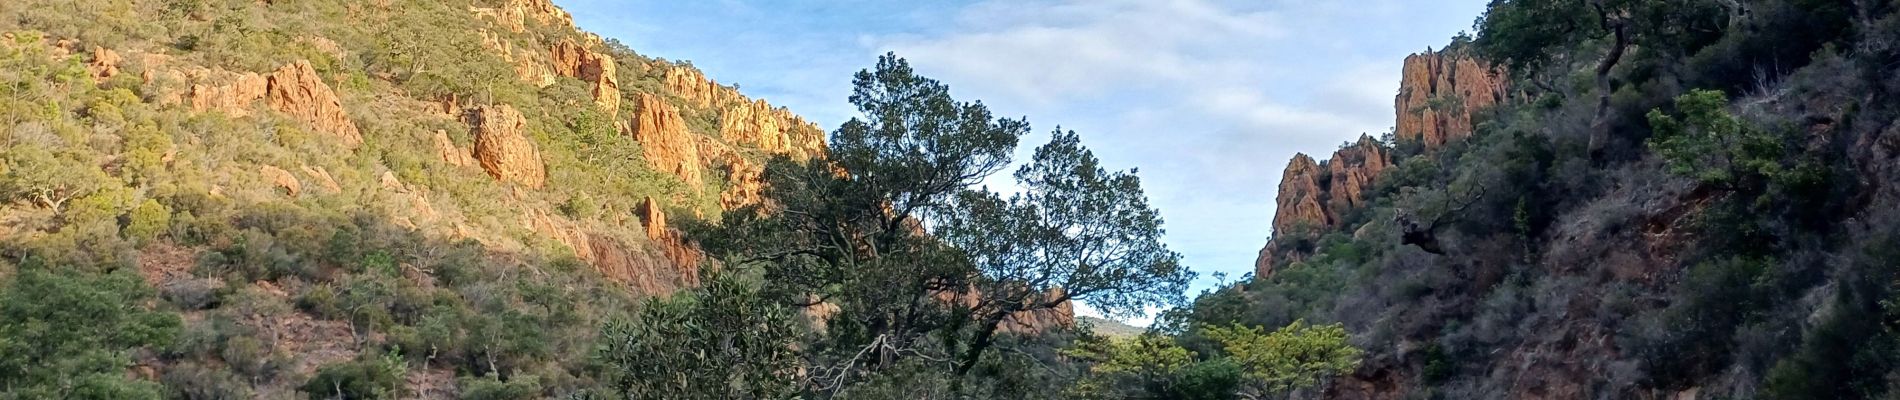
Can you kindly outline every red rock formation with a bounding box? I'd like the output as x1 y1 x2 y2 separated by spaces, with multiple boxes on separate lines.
628 94 704 187
266 61 363 148
433 130 477 168
1273 153 1330 233
1255 153 1326 277
1395 49 1507 150
477 30 555 87
184 70 268 117
138 59 361 148
695 137 767 209
300 165 342 194
1326 135 1390 219
468 105 547 188
721 98 827 159
663 67 730 109
87 46 120 79
527 208 697 295
550 38 620 116
469 0 572 33
638 197 704 285
1255 137 1394 278
261 165 300 197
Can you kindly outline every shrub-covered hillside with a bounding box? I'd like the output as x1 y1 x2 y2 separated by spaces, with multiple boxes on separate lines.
1173 0 1900 398
0 0 1224 399
0 0 832 397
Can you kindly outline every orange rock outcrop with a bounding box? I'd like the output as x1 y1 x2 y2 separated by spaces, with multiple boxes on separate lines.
1395 49 1508 150
142 59 361 148
628 94 704 188
266 61 363 148
469 0 572 33
87 46 120 79
182 70 268 117
261 165 300 197
468 105 546 188
433 130 478 168
477 30 556 88
720 99 827 159
550 38 621 116
1255 137 1393 278
638 197 704 284
1325 135 1390 218
1272 153 1330 233
663 67 730 109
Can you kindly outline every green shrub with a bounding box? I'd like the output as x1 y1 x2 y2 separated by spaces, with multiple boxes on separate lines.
0 263 181 399
301 351 408 400
124 198 172 244
458 374 542 400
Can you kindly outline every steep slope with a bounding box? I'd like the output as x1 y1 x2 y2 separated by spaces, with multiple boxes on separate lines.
1209 4 1900 398
0 0 827 397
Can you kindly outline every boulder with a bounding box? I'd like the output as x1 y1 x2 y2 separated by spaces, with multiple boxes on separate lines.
261 165 300 197
266 61 362 148
468 105 547 188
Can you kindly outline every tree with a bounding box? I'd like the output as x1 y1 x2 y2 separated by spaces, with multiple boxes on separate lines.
1063 334 1205 399
702 52 1029 387
597 273 801 400
1201 320 1363 397
938 129 1191 376
1645 89 1799 189
0 263 181 399
1065 321 1360 399
1476 0 1727 159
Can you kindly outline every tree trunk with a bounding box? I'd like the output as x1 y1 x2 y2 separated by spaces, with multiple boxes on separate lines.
1589 3 1631 161
954 305 1017 377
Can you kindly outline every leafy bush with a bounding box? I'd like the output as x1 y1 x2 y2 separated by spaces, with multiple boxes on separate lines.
301 351 408 400
0 263 181 399
458 374 543 400
597 273 800 399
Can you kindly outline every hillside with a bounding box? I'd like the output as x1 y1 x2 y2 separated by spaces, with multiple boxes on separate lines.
1076 316 1145 338
6 0 1900 399
0 0 833 397
1176 1 1900 399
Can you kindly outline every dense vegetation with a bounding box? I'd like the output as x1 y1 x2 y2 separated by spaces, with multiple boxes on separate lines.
1169 0 1900 398
6 0 1897 398
0 0 1351 399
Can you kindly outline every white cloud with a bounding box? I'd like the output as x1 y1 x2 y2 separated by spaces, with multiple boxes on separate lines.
861 0 1459 303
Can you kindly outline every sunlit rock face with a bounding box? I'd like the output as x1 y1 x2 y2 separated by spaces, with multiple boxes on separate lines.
469 105 547 188
1395 49 1507 151
1255 136 1391 278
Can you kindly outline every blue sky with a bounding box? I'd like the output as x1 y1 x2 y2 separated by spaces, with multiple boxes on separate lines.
557 0 1489 325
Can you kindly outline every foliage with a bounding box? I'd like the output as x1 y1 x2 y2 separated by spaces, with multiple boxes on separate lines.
597 273 801 400
300 350 409 400
1201 320 1363 396
0 263 181 400
939 129 1191 373
1646 89 1803 188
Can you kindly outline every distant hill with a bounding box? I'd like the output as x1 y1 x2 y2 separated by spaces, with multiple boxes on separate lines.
1078 316 1146 338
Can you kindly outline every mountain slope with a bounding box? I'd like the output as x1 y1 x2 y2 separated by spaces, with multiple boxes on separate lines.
1182 2 1900 399
0 0 832 397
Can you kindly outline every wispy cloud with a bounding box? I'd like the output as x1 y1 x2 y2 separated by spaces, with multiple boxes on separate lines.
560 0 1489 326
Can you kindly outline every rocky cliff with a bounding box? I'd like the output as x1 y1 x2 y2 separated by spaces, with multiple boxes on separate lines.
629 93 707 189
550 38 620 116
1394 49 1508 150
1255 135 1390 277
1255 47 1504 278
